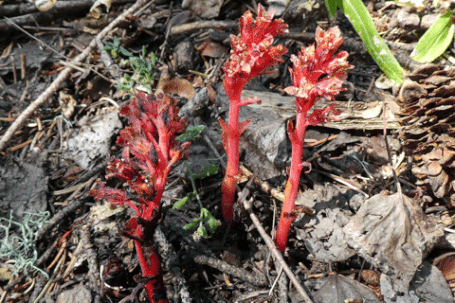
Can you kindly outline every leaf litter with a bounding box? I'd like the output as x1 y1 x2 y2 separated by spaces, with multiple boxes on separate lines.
1 1 455 302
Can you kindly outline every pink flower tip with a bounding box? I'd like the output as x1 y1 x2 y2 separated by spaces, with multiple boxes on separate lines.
285 26 354 113
223 4 288 100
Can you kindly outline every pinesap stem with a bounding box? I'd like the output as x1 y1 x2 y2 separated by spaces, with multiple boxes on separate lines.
276 112 308 252
222 101 241 226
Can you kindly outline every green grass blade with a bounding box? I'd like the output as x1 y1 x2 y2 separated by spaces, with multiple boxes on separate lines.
412 11 454 63
324 0 342 18
327 0 404 83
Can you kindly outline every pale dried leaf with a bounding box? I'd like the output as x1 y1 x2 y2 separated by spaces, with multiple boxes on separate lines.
313 274 381 303
343 193 443 292
64 109 122 170
182 0 223 18
381 262 452 303
295 184 356 262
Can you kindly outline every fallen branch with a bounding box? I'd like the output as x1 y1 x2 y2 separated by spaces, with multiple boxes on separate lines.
238 182 314 303
0 0 146 153
193 254 268 287
170 20 237 35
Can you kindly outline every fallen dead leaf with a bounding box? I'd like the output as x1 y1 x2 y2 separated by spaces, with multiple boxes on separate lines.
182 0 224 18
64 108 122 170
156 68 196 100
312 273 381 303
343 193 443 293
197 41 228 58
435 253 455 281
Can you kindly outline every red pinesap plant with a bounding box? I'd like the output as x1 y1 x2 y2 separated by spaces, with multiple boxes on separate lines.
220 4 288 226
275 27 354 252
90 93 190 303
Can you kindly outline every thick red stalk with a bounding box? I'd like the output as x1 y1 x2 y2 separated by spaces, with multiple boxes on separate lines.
135 240 167 303
275 27 353 252
275 111 308 252
90 93 190 303
220 4 288 225
221 100 241 226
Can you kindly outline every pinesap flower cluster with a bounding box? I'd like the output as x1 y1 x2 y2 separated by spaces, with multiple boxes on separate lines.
90 5 353 303
90 93 189 303
220 5 353 252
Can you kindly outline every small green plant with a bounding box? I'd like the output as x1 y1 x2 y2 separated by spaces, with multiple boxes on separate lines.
173 124 219 238
0 212 50 278
324 0 404 84
104 38 157 94
104 36 133 58
176 125 206 142
173 163 219 239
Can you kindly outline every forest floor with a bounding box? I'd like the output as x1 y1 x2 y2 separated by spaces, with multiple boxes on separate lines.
0 0 455 302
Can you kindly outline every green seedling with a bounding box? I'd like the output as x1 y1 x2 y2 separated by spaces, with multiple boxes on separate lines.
116 51 157 94
173 124 218 238
104 38 157 94
175 163 219 238
176 125 206 142
104 36 133 58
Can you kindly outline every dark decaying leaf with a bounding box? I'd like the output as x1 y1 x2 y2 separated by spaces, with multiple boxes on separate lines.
343 193 443 293
313 273 381 303
380 262 452 303
410 262 452 303
295 184 356 262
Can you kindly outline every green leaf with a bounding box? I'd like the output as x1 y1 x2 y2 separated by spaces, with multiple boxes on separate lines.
184 218 201 230
149 52 157 66
176 125 206 141
119 47 133 57
331 0 404 84
197 224 209 238
411 11 455 63
173 195 190 210
324 0 342 18
113 37 120 49
191 165 219 180
202 208 218 233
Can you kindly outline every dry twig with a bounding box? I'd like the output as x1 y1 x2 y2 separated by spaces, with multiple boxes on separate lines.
0 0 147 153
193 254 268 287
238 183 314 303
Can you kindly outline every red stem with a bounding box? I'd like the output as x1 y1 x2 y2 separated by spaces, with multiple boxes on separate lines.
135 239 168 303
222 100 241 226
276 111 308 252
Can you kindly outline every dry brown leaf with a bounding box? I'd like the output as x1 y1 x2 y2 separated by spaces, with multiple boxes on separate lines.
206 85 217 102
197 41 228 58
182 0 224 19
343 193 443 293
156 75 196 100
435 253 455 281
312 274 381 303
